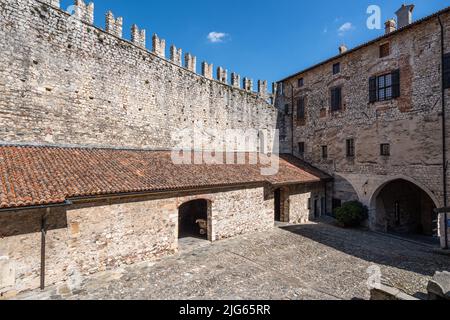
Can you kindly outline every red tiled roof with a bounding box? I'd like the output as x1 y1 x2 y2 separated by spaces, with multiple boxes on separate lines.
0 146 330 209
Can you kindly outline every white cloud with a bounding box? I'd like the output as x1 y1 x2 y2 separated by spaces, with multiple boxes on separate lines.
207 32 228 43
338 22 354 36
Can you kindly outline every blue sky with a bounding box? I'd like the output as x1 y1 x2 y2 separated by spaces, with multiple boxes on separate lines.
60 0 448 86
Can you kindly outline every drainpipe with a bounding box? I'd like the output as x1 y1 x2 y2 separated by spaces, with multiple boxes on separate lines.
290 83 295 154
438 15 448 249
40 208 50 290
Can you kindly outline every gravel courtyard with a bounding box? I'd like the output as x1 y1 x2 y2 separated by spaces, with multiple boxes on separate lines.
16 220 449 300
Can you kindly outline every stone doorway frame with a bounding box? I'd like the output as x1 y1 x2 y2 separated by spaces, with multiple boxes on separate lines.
177 199 213 242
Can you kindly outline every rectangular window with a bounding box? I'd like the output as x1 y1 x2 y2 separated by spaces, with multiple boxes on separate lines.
346 139 355 158
369 69 400 103
279 82 284 96
298 78 304 87
298 142 305 155
284 104 290 115
379 43 390 58
444 53 450 89
322 146 328 159
333 63 340 75
380 143 391 156
297 97 305 120
331 87 342 111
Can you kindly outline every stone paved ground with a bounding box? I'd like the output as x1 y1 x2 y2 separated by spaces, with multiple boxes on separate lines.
15 221 449 300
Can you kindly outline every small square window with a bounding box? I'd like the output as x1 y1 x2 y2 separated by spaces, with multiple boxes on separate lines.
333 63 340 75
298 78 304 87
380 43 390 58
346 139 355 158
322 146 328 159
298 142 305 155
380 144 391 156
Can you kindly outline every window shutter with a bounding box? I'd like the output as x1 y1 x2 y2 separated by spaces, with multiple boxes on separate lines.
444 53 450 89
392 69 400 98
331 89 336 110
337 88 342 109
369 76 377 103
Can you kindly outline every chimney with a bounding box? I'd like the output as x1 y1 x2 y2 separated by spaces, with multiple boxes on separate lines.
395 4 415 29
339 44 348 54
385 19 397 34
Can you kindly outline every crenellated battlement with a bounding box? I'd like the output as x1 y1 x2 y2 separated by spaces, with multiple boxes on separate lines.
258 80 268 97
231 73 241 88
185 53 197 73
243 78 253 92
131 24 146 48
37 0 273 97
170 45 183 66
202 62 214 80
152 34 166 58
217 67 228 84
0 0 278 153
105 11 123 38
74 0 94 25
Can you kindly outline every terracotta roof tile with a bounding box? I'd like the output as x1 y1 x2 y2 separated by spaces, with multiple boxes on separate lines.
0 146 330 209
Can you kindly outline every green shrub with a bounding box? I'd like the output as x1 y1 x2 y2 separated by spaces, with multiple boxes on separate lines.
334 201 368 228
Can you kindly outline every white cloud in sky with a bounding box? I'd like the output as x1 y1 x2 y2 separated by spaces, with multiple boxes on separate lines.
338 22 354 36
207 32 229 43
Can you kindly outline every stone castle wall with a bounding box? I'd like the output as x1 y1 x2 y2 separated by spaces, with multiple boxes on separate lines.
0 186 274 296
0 0 279 151
277 11 450 226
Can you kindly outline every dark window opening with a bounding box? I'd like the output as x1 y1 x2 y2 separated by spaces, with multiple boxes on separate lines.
380 43 390 58
298 142 305 156
274 189 282 222
331 87 342 111
333 62 340 75
444 53 450 89
284 104 290 115
321 197 327 216
380 143 391 156
346 139 355 158
297 97 305 120
369 69 400 103
178 200 208 240
322 145 328 159
332 198 342 213
298 78 304 87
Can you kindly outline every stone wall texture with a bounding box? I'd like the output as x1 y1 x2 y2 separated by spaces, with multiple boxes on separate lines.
0 186 273 296
0 0 278 151
287 183 326 224
277 11 450 229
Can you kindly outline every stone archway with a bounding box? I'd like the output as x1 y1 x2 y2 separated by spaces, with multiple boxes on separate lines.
370 178 439 237
178 199 211 240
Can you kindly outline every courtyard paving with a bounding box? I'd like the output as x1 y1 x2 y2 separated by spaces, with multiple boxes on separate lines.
16 220 449 300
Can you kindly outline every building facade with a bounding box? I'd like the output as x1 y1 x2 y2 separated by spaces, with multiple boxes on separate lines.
276 5 450 246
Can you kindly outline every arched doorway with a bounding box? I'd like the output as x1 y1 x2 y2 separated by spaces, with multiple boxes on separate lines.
178 199 209 240
372 179 438 237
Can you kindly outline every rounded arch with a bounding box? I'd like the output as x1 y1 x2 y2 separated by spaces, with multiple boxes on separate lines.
369 175 440 209
178 199 212 241
333 174 361 201
369 176 439 237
